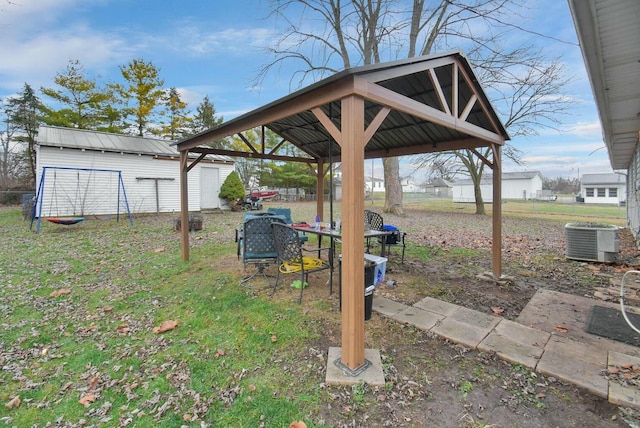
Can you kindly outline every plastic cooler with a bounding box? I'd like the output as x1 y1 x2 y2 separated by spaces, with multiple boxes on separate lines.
339 254 388 320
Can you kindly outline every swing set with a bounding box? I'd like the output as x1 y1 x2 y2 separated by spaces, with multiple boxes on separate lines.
30 166 134 234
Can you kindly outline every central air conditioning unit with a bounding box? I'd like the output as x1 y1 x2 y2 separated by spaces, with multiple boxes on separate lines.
565 222 620 262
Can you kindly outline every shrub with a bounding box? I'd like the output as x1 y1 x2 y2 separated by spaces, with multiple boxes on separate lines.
219 171 245 203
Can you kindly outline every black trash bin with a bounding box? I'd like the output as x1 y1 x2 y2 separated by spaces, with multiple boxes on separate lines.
339 256 376 320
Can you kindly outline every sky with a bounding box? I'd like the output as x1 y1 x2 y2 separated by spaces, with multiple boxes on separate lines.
0 0 614 181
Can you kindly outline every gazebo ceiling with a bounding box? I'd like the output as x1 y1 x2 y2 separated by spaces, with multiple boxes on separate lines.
176 50 509 162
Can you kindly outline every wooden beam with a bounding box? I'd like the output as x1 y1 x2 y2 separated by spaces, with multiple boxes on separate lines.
312 107 342 143
452 63 459 118
180 151 190 261
357 81 504 145
340 94 367 370
186 153 207 173
428 69 451 116
189 147 316 164
492 143 502 276
364 107 390 145
460 94 477 122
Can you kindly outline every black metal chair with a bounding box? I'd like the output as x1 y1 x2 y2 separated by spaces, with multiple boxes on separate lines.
271 222 332 303
380 226 407 264
239 216 286 284
364 210 384 253
365 210 407 263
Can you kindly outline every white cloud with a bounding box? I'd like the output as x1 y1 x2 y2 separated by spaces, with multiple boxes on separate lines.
568 120 602 138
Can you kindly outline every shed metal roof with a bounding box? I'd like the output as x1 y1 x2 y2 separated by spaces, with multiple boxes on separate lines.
37 125 233 162
568 0 640 170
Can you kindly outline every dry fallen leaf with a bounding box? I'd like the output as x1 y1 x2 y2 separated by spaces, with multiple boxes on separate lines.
289 421 307 428
88 375 100 391
5 396 20 409
248 384 256 392
101 305 114 312
213 349 225 359
154 247 165 253
183 414 192 421
116 324 130 334
608 366 620 374
271 335 278 343
491 306 504 314
553 325 568 333
79 393 96 406
153 320 178 334
81 324 99 334
50 288 71 297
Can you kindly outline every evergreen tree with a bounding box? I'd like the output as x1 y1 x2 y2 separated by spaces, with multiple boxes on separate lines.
111 58 165 136
40 60 114 130
189 95 223 136
5 83 42 185
160 87 191 140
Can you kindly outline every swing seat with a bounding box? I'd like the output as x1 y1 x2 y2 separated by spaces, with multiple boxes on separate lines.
46 217 85 225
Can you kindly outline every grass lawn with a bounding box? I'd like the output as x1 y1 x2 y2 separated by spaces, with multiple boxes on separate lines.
0 207 330 427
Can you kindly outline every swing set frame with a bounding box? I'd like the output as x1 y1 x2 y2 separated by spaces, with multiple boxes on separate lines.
31 166 134 234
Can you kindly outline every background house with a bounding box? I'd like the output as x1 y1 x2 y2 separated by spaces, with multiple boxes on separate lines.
452 171 543 203
35 126 235 216
424 178 453 198
580 173 626 205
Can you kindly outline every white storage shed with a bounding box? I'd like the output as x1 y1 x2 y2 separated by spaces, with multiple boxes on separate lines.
452 171 543 203
35 126 235 216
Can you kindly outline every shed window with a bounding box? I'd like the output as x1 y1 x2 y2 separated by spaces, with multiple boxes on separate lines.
597 188 606 197
586 188 594 197
609 188 617 197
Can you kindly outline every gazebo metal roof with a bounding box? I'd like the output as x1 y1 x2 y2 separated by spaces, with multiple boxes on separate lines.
176 50 508 162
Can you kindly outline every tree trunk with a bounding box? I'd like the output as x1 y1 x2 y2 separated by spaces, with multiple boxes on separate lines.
383 157 404 215
472 177 486 215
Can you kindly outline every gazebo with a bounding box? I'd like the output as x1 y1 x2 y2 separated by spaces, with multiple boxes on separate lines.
176 50 509 378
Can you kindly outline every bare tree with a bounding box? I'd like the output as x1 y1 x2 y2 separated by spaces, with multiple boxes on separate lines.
259 0 573 214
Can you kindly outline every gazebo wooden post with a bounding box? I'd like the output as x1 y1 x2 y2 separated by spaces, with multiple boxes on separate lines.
491 143 502 277
340 94 367 370
316 159 325 220
180 151 190 261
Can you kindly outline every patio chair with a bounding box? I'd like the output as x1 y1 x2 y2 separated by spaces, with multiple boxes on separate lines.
380 225 407 264
271 222 332 303
239 215 286 284
364 210 384 253
267 207 308 242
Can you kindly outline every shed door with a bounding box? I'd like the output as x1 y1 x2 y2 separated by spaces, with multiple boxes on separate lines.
200 167 220 209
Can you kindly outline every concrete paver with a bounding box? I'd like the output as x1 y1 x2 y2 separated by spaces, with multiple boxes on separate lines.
414 297 460 316
391 306 444 331
536 335 609 398
478 319 550 368
371 288 640 409
431 306 500 348
372 296 408 317
608 351 640 407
